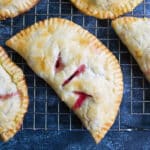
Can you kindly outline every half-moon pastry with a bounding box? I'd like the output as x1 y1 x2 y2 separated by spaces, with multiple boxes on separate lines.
6 18 123 143
0 46 28 141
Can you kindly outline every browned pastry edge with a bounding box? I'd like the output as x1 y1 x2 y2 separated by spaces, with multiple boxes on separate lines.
71 0 143 19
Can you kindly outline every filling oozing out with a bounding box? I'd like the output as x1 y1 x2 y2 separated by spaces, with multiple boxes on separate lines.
62 64 86 87
73 91 92 110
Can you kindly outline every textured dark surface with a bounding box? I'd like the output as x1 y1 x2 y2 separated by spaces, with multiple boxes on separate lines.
1 130 150 150
0 0 150 149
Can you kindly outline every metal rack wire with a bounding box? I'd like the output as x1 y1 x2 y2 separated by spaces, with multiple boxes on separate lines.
0 0 150 132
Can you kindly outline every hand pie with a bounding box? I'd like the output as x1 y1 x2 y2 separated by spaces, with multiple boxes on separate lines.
71 0 143 19
0 46 28 141
112 17 150 81
0 0 40 20
6 18 123 143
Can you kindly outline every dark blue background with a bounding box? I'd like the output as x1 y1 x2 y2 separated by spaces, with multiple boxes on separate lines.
1 131 150 150
0 0 150 149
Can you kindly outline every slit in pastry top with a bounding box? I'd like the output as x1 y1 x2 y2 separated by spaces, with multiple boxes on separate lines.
73 91 92 110
55 52 65 73
0 92 19 100
62 64 86 87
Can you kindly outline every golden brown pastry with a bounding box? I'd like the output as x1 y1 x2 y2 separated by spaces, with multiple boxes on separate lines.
71 0 143 19
0 0 40 20
112 17 150 81
0 46 28 141
6 18 123 143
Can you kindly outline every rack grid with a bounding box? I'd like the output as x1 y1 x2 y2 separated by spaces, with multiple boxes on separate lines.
0 0 150 132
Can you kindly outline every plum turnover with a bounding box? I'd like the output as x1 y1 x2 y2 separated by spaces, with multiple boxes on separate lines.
0 46 28 141
6 18 123 143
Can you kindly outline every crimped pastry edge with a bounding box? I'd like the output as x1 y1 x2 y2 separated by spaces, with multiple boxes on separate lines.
71 0 143 19
6 18 123 143
0 0 40 20
0 46 28 142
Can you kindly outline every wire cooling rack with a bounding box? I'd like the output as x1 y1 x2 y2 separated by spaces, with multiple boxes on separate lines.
0 0 150 133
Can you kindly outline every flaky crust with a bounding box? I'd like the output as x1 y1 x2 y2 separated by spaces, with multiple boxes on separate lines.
0 0 40 20
6 18 123 143
112 17 150 82
0 46 28 142
71 0 143 19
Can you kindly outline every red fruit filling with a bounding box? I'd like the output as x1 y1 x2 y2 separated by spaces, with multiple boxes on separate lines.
145 69 150 75
73 91 92 110
62 64 86 87
0 92 18 100
55 53 64 72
